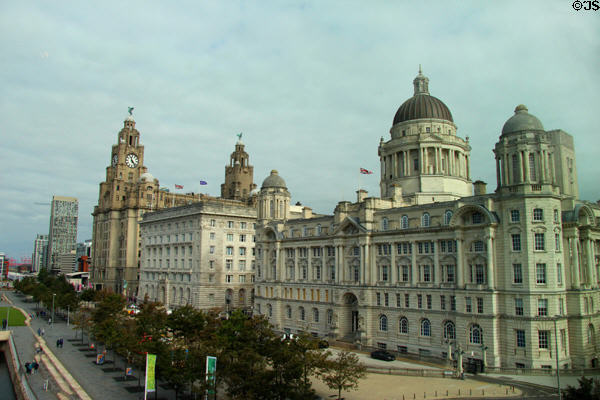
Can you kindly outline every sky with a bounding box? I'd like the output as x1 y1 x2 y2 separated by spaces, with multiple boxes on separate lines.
1 1 599 260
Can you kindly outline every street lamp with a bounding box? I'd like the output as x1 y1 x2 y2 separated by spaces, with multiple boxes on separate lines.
51 293 56 326
554 316 562 400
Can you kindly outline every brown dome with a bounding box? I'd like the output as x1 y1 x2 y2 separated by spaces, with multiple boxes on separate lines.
392 68 453 125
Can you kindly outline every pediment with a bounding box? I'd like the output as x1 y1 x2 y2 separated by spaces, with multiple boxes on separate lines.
332 216 367 236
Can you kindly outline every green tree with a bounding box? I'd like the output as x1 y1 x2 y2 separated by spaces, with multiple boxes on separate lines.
319 350 366 400
91 292 127 362
563 376 600 400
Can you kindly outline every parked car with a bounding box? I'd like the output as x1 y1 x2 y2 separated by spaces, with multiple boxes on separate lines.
371 349 395 361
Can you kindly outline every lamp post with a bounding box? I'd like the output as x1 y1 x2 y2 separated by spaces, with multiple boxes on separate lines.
51 293 56 326
554 316 562 400
67 305 70 326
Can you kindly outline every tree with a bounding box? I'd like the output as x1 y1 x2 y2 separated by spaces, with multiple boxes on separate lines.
91 292 127 362
319 350 366 400
563 376 600 400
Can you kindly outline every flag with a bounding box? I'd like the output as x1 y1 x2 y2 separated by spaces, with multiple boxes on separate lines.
145 353 156 393
174 184 184 189
360 168 373 174
199 180 207 185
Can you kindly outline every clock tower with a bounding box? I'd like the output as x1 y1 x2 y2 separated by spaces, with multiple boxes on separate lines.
91 111 159 297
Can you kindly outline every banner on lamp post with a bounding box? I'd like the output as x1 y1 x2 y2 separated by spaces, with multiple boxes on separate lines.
206 356 217 397
145 353 156 398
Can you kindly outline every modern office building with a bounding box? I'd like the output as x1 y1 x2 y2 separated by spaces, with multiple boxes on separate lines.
32 234 48 273
48 195 78 274
254 70 600 369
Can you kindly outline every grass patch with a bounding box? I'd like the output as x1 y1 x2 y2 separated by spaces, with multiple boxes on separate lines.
0 307 26 326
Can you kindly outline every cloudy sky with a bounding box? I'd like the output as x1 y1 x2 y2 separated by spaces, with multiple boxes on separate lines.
1 1 598 260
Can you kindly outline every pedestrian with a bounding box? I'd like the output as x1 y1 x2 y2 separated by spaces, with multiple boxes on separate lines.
33 362 39 374
48 317 52 325
41 328 45 337
25 362 31 374
56 339 60 347
59 338 64 348
37 328 41 336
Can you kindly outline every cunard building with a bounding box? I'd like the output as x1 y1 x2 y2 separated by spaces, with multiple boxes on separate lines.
254 70 600 369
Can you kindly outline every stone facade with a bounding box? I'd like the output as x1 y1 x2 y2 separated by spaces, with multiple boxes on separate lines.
254 71 600 370
138 199 257 311
221 139 257 201
90 113 207 296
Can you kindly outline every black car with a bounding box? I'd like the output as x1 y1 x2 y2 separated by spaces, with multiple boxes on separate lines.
371 350 395 361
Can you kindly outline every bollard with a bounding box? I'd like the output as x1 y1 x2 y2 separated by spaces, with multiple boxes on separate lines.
482 389 485 395
413 393 415 399
446 390 448 396
470 389 472 395
458 389 460 396
435 390 437 397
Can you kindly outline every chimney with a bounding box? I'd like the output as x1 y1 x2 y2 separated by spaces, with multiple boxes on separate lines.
302 207 312 219
356 189 368 202
473 180 487 196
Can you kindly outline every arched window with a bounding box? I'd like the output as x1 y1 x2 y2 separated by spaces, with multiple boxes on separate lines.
399 317 408 334
444 321 455 340
382 218 389 231
313 308 319 322
422 213 430 227
286 305 292 319
401 215 409 229
327 309 334 325
470 324 482 344
421 319 431 336
299 306 305 321
588 324 595 344
444 210 453 225
379 315 388 331
267 304 273 317
316 224 322 235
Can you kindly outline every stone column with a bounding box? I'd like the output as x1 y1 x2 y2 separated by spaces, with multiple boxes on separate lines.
486 233 495 289
307 246 312 281
410 240 417 285
391 242 397 284
294 247 299 282
570 236 581 289
586 239 595 287
275 243 281 281
495 157 501 188
518 151 523 183
434 240 440 284
360 244 365 285
456 237 464 288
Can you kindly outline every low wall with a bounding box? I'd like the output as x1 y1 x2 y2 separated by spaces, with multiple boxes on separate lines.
0 331 34 400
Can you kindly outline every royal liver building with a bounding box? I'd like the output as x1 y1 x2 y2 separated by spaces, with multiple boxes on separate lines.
254 70 600 369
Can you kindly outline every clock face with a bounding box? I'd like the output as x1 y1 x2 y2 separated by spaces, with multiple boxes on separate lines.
112 154 118 167
125 153 139 168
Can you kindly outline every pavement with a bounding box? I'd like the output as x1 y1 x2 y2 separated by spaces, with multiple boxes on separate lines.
3 291 179 400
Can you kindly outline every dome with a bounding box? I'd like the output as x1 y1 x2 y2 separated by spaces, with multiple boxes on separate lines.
261 170 286 189
501 104 544 135
139 172 155 183
392 69 453 125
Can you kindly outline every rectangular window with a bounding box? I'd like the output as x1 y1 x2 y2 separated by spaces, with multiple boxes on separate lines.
384 293 389 307
477 297 484 314
516 330 526 348
465 297 472 313
557 263 563 285
417 294 422 309
555 234 561 251
515 298 524 316
210 246 215 254
226 247 233 256
511 209 520 223
405 294 410 308
446 265 455 283
239 247 246 256
227 233 233 241
534 233 545 251
538 330 549 349
210 219 216 227
239 275 246 283
533 208 544 222
240 222 247 229
228 221 234 228
376 293 381 306
475 264 485 284
239 260 246 270
381 265 389 281
440 295 446 310
513 264 523 284
559 298 565 315
538 298 548 316
226 259 232 270
402 265 409 282
422 265 431 282
554 209 559 223
396 294 402 307
529 153 537 181
536 263 547 284
512 234 521 251
239 234 246 242
226 275 233 283
210 232 215 240
426 295 432 309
